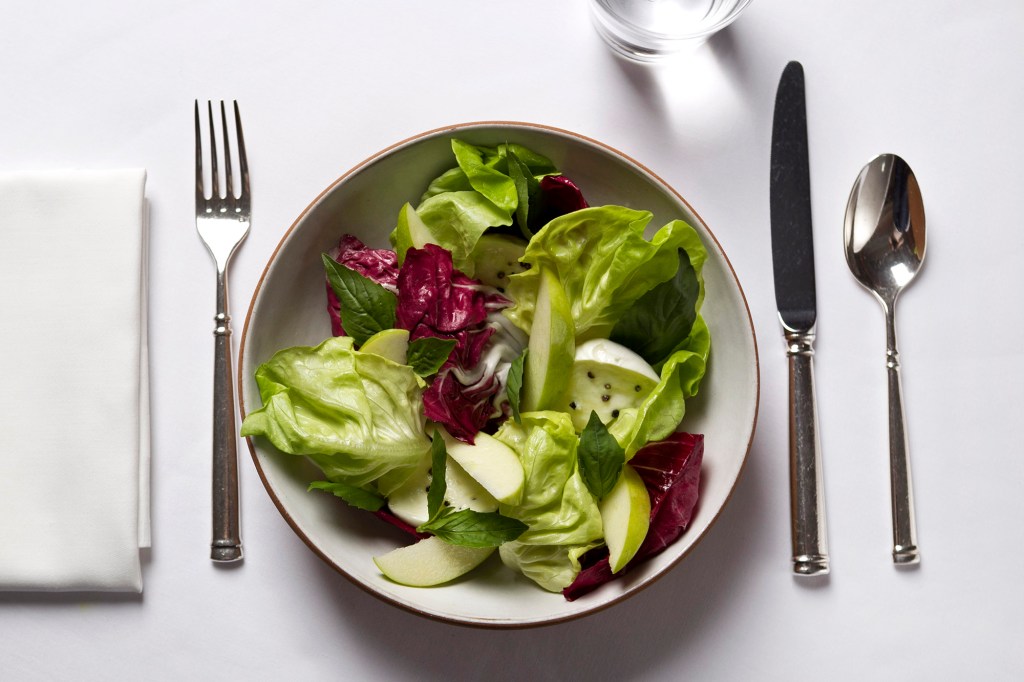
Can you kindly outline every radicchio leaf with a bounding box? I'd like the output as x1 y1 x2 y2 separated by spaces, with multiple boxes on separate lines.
396 244 507 335
325 234 400 336
422 369 503 444
562 432 704 601
631 432 704 553
529 174 589 233
396 245 511 443
373 508 430 540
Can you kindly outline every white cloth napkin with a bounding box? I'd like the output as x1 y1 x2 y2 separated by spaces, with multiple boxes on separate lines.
0 169 150 592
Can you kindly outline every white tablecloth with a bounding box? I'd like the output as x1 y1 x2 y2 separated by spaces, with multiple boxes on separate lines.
1 1 1021 679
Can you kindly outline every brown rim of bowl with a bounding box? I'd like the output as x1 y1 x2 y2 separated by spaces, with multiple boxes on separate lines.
237 120 760 628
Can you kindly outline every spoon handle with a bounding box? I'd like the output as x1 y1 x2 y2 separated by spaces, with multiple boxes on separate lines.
885 305 920 565
785 326 830 576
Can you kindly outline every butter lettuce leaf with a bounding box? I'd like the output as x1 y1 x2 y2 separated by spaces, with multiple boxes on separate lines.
505 206 707 344
493 412 603 591
411 191 512 276
610 316 711 457
499 543 597 594
506 205 711 456
421 166 473 198
451 139 519 213
420 140 556 205
390 140 558 275
240 336 430 487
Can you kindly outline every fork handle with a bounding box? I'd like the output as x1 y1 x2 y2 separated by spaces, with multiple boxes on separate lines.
211 269 243 562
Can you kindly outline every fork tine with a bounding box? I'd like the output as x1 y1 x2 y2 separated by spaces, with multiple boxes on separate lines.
219 101 234 201
207 101 220 200
194 100 204 201
233 101 249 201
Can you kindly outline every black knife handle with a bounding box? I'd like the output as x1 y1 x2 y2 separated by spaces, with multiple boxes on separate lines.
784 325 830 576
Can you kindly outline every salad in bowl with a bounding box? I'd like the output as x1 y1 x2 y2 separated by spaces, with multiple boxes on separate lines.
238 123 757 627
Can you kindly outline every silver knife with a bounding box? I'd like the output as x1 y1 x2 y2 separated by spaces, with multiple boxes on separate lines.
770 61 830 576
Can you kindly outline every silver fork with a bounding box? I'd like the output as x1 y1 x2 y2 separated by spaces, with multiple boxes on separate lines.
195 100 249 563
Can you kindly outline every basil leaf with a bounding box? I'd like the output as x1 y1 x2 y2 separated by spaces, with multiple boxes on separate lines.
322 253 397 346
307 480 385 512
506 148 536 239
578 411 626 499
609 248 699 367
407 337 456 377
506 349 527 424
426 430 448 521
417 508 528 548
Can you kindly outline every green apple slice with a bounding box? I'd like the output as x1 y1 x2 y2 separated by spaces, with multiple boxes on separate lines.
392 202 433 261
374 536 494 587
445 457 499 513
522 266 575 412
383 457 431 527
469 234 528 292
385 453 498 528
559 339 660 432
359 328 410 364
441 430 525 505
599 464 651 573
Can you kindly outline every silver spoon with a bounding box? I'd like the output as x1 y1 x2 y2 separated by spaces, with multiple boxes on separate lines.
843 153 925 565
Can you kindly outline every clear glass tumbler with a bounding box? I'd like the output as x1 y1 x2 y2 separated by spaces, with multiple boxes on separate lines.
589 0 753 61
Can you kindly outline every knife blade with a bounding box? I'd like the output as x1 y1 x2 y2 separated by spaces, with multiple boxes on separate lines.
770 60 830 577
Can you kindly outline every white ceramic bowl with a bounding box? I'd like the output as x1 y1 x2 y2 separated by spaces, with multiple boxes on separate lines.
238 122 759 628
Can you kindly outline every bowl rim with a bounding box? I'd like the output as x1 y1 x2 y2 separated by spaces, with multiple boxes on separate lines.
237 120 760 628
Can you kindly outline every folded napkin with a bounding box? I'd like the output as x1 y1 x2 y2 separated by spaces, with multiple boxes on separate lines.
0 169 150 592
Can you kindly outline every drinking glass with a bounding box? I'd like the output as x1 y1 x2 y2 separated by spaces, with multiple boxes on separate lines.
589 0 753 61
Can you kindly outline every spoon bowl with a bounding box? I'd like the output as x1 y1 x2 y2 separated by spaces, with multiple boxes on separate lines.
843 153 925 565
845 154 926 307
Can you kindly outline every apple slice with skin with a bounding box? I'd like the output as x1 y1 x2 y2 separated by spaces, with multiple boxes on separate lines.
441 430 526 506
374 536 494 587
393 202 433 260
359 328 410 364
385 453 498 528
522 265 575 412
599 464 651 573
470 234 528 292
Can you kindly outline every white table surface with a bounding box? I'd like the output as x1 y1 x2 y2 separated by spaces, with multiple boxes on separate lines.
2 1 1022 679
